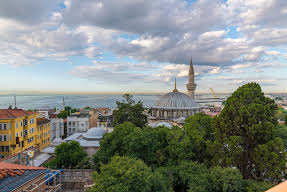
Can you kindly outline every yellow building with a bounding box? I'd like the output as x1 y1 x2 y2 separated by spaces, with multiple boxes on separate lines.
36 117 51 150
0 108 50 158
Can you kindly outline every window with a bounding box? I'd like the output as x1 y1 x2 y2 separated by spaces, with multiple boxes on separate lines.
21 131 23 137
16 122 18 129
20 121 23 126
24 120 27 126
9 123 11 130
16 133 19 137
0 124 2 130
9 134 11 141
0 135 2 141
24 130 28 136
3 135 7 141
3 124 7 130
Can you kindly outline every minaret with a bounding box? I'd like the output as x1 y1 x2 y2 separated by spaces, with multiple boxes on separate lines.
173 78 178 92
186 57 197 99
62 97 65 111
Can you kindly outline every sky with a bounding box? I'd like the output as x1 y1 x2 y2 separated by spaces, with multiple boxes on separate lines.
0 0 287 94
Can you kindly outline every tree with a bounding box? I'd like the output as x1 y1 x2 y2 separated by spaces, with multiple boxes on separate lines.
165 127 194 165
208 167 244 192
244 180 273 192
93 122 138 167
183 113 214 164
123 126 170 168
44 141 90 169
90 156 154 192
211 83 286 181
113 94 147 127
157 161 209 192
276 124 287 149
57 106 78 119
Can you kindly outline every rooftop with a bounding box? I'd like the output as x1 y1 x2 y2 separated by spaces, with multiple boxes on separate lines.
266 180 287 192
0 162 47 192
152 91 200 110
37 117 50 126
0 109 36 119
69 112 90 118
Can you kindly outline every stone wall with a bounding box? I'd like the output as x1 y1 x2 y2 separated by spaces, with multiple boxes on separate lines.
61 169 95 192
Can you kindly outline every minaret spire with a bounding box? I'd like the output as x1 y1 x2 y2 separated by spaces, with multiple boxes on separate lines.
186 57 197 99
173 78 178 92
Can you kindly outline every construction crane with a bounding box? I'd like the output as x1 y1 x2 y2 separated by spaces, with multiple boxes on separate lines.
209 88 217 99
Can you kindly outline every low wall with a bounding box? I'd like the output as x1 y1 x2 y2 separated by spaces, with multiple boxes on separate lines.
61 169 95 192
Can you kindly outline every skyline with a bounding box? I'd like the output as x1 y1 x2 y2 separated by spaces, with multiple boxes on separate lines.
0 0 287 94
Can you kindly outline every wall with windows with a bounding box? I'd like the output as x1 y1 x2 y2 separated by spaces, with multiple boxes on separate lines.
0 114 38 158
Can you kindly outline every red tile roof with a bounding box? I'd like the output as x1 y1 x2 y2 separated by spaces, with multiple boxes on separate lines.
0 109 36 119
0 162 46 181
37 117 50 126
0 162 45 170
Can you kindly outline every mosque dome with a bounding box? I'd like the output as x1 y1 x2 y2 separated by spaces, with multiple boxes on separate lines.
83 127 106 140
153 91 199 110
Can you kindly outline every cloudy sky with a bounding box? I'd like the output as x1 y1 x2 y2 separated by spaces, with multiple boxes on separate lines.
0 0 286 94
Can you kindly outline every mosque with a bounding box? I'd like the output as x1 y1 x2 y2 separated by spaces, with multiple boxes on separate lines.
148 58 201 128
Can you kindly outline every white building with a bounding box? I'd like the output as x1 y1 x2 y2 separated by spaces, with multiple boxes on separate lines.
50 118 64 141
67 112 90 136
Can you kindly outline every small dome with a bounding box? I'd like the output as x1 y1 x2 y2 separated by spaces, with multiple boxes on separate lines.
156 121 173 128
51 137 63 146
153 92 199 109
175 117 186 124
148 121 173 128
83 127 106 139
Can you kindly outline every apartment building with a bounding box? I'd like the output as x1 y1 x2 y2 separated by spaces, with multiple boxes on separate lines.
0 108 50 158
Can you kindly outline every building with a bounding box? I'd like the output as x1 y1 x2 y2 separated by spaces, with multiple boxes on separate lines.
67 112 90 136
67 110 97 136
36 118 51 150
148 58 201 127
0 162 62 192
64 127 108 158
0 108 39 158
43 127 110 159
49 114 65 141
97 109 113 128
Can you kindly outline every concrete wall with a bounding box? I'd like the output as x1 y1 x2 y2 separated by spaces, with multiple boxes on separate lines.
61 169 94 192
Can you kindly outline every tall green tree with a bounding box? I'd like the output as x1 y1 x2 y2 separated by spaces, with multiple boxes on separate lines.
183 113 214 165
93 122 138 167
123 126 170 168
90 156 154 192
113 94 147 127
210 83 286 181
44 141 90 169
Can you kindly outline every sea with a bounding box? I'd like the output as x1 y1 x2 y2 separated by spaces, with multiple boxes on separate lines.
0 95 161 110
0 93 233 110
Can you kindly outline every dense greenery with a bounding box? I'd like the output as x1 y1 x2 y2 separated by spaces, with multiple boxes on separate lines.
57 106 78 119
55 83 284 191
276 107 287 121
44 141 91 169
210 83 286 181
90 156 172 192
113 94 147 127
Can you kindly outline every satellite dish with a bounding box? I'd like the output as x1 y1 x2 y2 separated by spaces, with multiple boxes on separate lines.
27 151 34 158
